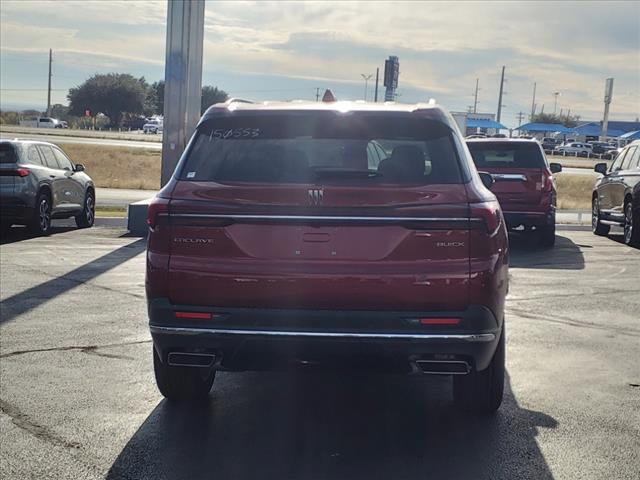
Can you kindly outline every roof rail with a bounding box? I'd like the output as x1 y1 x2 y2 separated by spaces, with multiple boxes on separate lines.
225 98 254 105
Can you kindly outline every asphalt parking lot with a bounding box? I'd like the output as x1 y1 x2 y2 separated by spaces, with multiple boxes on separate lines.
1 225 638 480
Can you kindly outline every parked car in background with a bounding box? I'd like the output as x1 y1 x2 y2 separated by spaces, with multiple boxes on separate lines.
466 133 487 139
588 141 611 154
146 99 509 413
592 140 640 246
18 117 63 129
467 138 561 247
541 137 561 151
143 119 163 134
554 142 593 157
0 140 95 235
604 147 623 160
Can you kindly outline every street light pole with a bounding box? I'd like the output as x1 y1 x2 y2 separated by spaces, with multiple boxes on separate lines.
361 73 373 101
553 91 561 115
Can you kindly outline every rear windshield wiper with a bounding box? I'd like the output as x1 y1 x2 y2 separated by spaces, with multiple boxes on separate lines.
312 168 381 179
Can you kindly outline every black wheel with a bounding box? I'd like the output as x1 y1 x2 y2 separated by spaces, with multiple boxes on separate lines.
592 195 610 236
153 348 215 401
624 201 640 247
538 212 556 247
453 323 505 414
75 190 95 228
30 192 52 236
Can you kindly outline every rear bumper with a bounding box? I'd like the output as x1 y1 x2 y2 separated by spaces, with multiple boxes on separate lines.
0 197 32 223
503 210 554 228
149 299 502 373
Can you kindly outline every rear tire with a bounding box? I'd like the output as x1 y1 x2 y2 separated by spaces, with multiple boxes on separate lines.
592 196 610 236
453 323 505 414
624 201 639 247
153 348 215 401
30 192 52 236
75 190 95 229
538 222 556 248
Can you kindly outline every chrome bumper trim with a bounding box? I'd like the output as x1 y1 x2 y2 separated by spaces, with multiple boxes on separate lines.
150 326 496 342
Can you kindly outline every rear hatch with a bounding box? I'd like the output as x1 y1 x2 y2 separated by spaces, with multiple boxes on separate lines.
467 141 547 211
163 111 472 311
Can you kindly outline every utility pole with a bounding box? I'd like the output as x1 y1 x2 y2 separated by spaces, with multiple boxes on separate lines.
553 91 560 114
496 66 505 123
473 78 479 114
46 49 52 117
161 0 205 187
374 67 379 102
360 73 373 101
316 87 320 102
516 111 525 127
530 82 536 120
601 78 614 141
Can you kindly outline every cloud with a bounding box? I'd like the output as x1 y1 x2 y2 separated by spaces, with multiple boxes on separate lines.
1 0 638 123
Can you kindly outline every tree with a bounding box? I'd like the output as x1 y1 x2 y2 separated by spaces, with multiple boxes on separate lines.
50 104 69 120
67 73 148 127
147 81 165 116
531 112 580 128
201 85 228 113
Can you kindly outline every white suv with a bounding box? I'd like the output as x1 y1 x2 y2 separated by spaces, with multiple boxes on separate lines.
554 142 593 157
143 119 163 134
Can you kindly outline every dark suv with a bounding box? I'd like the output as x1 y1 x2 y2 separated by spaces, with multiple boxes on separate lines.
146 100 509 413
466 138 562 247
592 140 640 246
0 140 95 234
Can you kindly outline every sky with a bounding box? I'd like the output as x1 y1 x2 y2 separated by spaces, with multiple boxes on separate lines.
1 0 639 128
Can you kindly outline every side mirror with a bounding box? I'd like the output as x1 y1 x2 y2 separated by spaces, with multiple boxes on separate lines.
74 164 85 172
594 163 608 175
549 163 562 174
478 171 494 190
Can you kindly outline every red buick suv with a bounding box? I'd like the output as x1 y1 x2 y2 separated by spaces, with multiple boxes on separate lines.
146 100 509 413
466 138 562 247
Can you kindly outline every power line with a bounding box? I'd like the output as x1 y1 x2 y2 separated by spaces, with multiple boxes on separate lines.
0 88 67 91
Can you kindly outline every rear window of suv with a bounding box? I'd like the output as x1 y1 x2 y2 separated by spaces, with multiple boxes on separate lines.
179 113 462 185
467 141 545 168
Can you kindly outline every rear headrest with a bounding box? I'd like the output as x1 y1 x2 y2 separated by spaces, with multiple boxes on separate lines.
342 142 368 170
378 145 425 181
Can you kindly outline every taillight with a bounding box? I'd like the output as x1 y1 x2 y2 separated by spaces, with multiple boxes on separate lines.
470 200 502 236
541 172 553 193
174 311 213 320
419 318 460 326
147 197 170 229
0 168 30 177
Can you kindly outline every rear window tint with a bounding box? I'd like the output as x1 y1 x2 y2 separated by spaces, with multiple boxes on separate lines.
0 143 18 163
467 142 545 168
179 113 462 185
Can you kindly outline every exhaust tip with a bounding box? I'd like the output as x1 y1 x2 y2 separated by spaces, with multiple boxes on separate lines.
167 352 216 368
415 360 470 375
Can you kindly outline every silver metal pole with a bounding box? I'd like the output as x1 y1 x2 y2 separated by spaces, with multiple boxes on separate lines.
161 0 205 187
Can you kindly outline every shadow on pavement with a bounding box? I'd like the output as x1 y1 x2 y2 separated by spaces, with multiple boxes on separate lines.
107 371 556 480
509 232 585 270
0 238 146 325
0 225 77 245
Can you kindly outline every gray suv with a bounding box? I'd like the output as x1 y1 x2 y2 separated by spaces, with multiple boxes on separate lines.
0 140 95 235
